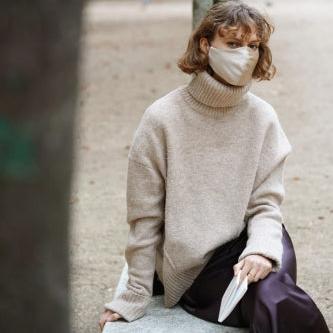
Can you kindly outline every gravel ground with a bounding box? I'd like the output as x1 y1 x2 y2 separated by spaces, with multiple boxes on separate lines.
69 1 333 331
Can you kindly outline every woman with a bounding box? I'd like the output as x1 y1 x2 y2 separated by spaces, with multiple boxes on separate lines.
99 1 330 332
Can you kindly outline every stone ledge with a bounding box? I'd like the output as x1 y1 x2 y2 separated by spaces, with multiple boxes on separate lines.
103 263 248 333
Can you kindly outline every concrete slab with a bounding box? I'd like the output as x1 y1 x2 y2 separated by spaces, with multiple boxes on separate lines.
103 263 249 333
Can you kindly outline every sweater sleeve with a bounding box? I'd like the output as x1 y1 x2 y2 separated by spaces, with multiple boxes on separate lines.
237 110 292 273
104 108 166 322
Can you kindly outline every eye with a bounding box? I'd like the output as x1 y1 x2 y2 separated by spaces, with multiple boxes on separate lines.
249 44 259 50
227 41 241 48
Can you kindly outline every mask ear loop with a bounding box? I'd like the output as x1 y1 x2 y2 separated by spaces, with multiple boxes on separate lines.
206 42 214 76
207 41 212 54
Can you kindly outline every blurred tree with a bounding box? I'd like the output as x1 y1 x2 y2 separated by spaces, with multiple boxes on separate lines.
193 0 226 29
193 0 214 29
0 0 83 332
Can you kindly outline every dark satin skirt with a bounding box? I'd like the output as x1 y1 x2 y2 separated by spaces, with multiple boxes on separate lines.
152 224 330 333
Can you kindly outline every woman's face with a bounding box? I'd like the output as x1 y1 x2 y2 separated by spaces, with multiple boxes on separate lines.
200 23 260 85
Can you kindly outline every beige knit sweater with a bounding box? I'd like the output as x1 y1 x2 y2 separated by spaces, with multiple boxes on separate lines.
104 70 293 322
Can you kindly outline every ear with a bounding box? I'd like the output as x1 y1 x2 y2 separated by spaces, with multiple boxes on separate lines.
199 37 210 54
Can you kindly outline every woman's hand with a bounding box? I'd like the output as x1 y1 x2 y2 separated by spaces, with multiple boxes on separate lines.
99 309 122 331
233 254 273 284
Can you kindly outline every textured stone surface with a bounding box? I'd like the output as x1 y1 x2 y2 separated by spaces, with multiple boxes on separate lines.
103 263 248 333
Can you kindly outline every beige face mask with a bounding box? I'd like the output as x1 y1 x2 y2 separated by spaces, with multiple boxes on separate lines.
208 45 259 86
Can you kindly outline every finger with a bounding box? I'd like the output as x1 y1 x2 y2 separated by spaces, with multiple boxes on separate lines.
107 312 121 322
239 259 251 283
233 259 245 276
99 312 112 330
99 318 106 331
111 313 121 320
245 267 255 284
253 271 261 282
100 312 109 322
250 268 262 283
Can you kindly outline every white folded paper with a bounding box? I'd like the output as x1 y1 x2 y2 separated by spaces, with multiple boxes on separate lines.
218 270 248 323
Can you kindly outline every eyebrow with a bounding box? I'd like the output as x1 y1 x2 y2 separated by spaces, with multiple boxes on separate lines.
226 37 260 43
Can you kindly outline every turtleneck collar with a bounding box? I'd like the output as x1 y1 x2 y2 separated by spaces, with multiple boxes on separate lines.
180 70 252 118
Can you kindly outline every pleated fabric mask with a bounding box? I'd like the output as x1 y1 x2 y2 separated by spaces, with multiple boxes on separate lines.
208 45 259 86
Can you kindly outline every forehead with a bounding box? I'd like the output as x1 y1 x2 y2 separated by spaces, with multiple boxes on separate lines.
218 23 259 41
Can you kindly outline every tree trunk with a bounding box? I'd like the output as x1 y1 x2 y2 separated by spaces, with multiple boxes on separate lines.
193 0 214 29
0 1 83 332
192 0 227 29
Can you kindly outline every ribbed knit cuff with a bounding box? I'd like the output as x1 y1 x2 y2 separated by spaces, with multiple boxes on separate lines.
104 289 152 322
237 235 283 273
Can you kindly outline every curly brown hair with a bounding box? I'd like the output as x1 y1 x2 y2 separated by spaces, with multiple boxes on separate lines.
177 0 276 81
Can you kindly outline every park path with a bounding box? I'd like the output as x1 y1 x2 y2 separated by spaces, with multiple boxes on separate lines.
70 1 333 331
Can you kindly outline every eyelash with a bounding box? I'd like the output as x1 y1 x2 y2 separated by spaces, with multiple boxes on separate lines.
227 42 259 50
249 45 259 50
